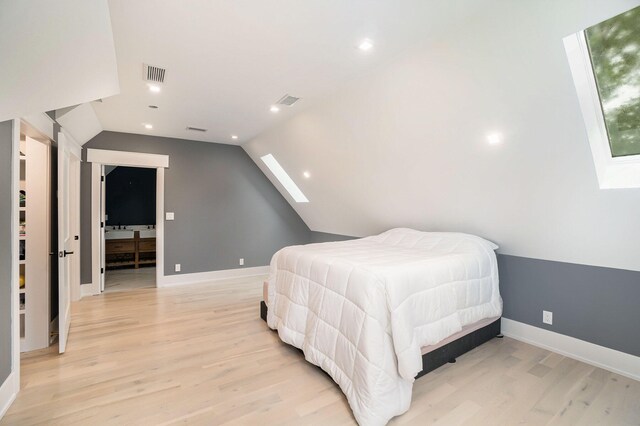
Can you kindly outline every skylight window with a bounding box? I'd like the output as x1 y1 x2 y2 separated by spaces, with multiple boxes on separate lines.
564 5 640 189
261 154 309 203
584 7 640 157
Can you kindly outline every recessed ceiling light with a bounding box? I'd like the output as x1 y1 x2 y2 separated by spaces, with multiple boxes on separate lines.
487 132 503 145
148 105 159 109
303 171 311 179
148 84 161 93
358 39 374 51
231 135 238 140
270 105 280 113
144 124 153 129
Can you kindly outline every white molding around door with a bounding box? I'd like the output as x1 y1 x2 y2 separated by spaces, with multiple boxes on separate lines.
8 120 20 410
0 372 17 419
87 148 169 168
87 149 169 294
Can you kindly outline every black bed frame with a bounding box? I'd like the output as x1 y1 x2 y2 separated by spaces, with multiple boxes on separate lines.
259 301 501 379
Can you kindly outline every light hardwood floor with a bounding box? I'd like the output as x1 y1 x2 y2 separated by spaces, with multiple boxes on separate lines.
3 276 639 425
104 267 156 293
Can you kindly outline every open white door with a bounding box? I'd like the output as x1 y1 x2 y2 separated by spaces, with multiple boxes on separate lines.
99 165 106 293
57 132 81 354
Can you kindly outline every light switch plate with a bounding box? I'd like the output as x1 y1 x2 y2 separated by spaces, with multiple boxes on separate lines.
166 212 175 221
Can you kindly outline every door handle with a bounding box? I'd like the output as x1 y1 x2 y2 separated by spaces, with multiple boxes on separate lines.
59 250 74 257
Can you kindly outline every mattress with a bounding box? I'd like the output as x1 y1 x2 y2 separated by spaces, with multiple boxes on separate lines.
264 280 499 356
266 228 503 425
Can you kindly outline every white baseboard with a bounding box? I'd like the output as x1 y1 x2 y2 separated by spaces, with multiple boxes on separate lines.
157 266 269 288
80 282 100 298
0 372 17 420
502 318 640 382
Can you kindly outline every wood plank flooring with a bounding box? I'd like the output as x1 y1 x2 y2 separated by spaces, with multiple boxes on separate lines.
104 267 156 293
2 276 639 425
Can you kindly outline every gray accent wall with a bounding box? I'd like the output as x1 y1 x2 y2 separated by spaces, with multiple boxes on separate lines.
0 121 14 383
80 131 311 282
309 231 357 243
499 254 640 357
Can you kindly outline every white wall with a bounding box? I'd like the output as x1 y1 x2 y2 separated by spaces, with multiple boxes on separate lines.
243 0 640 272
0 0 119 121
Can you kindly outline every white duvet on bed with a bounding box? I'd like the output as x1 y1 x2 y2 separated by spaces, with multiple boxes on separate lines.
266 228 502 425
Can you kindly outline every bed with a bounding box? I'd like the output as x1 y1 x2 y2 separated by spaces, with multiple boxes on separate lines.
261 228 503 425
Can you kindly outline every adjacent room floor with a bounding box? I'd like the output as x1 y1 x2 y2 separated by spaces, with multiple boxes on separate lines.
104 267 156 293
3 276 639 425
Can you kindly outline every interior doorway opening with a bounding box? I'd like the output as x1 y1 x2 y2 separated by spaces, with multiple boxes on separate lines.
102 166 157 293
88 148 168 294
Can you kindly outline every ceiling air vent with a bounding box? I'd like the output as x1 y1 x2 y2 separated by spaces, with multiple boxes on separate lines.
186 126 207 132
143 64 166 83
277 94 300 107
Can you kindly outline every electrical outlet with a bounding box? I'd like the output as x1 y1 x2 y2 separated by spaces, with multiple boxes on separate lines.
543 310 553 325
166 212 175 221
239 258 244 266
175 263 181 272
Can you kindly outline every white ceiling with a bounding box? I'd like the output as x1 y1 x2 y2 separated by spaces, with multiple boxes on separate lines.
93 0 485 145
0 0 118 122
243 0 640 272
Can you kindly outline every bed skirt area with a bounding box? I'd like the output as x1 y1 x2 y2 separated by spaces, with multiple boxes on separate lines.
259 300 501 379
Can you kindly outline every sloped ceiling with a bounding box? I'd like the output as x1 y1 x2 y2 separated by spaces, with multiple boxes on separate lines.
93 0 486 145
243 0 640 273
0 0 119 122
56 103 103 145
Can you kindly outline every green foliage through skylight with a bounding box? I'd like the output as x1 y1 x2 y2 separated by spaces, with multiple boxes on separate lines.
585 6 640 157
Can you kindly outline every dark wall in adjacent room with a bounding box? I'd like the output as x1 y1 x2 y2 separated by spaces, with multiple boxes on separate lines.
105 166 156 226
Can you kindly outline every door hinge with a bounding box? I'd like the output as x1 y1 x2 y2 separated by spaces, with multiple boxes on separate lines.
101 268 104 274
101 175 105 182
101 222 104 228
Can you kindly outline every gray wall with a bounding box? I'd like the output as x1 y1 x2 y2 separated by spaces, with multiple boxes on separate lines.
81 131 311 283
0 121 14 383
309 231 357 244
499 254 640 357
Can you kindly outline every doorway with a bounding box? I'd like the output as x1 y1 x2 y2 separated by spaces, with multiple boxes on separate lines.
87 148 168 294
103 166 157 293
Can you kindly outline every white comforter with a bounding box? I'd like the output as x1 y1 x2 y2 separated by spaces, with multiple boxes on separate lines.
266 228 502 425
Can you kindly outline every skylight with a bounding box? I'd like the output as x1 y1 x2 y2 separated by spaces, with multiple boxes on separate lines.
261 154 309 203
564 5 640 189
584 6 640 158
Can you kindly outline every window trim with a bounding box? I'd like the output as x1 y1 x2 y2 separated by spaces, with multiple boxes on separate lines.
564 31 640 189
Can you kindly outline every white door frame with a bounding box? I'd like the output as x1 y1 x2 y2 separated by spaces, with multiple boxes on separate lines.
87 149 169 293
6 119 21 413
5 114 58 414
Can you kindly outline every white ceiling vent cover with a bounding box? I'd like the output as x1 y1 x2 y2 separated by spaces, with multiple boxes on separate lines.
277 94 300 106
143 64 166 83
186 126 207 132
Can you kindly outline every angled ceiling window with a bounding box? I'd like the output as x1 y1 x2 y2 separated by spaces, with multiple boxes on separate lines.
564 5 640 189
261 154 309 203
585 7 640 157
